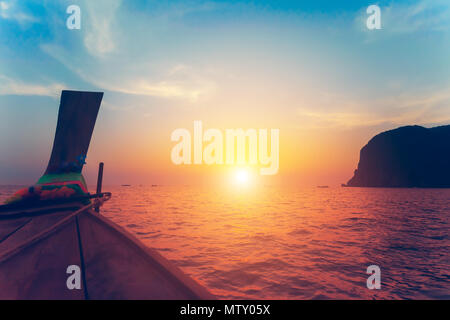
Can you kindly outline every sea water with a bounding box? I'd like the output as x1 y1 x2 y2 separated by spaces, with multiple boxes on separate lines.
0 185 448 299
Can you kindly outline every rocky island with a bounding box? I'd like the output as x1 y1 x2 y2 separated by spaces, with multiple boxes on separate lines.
345 125 450 188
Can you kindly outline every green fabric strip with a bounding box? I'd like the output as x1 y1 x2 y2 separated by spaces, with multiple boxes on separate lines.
37 173 88 189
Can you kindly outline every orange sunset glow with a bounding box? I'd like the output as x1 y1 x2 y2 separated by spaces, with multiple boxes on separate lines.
0 0 449 304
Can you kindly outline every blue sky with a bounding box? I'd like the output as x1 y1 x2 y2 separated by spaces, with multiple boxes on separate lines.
0 0 449 185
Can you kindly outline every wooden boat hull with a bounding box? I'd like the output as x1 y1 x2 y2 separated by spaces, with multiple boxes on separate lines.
0 202 214 300
1 91 212 299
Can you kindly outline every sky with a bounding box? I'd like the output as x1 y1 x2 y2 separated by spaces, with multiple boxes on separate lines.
0 0 449 187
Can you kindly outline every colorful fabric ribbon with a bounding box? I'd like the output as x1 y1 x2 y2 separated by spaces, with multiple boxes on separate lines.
4 173 89 205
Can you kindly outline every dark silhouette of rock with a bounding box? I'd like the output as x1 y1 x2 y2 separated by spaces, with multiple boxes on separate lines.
345 125 450 188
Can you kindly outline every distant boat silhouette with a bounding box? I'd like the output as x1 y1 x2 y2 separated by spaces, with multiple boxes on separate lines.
317 185 329 188
121 184 131 187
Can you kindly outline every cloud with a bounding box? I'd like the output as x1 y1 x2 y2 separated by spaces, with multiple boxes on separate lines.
296 87 450 129
25 0 223 101
0 1 9 11
40 42 216 102
99 79 214 101
83 0 121 57
356 0 450 34
0 75 65 97
92 64 216 101
0 0 38 24
385 0 450 33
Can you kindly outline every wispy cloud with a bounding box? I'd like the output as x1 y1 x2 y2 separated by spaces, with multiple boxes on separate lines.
384 0 450 33
356 0 450 34
100 79 215 101
83 0 121 57
41 42 216 101
0 75 65 97
297 87 450 129
0 0 38 24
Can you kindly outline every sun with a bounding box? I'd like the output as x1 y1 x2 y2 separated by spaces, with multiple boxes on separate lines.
234 169 250 185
